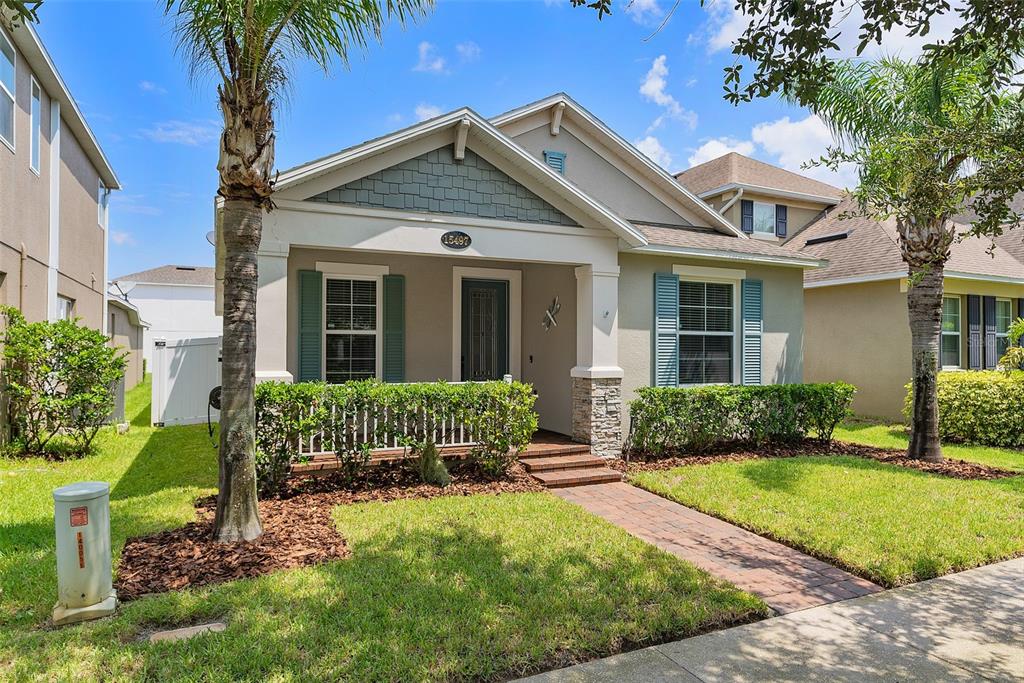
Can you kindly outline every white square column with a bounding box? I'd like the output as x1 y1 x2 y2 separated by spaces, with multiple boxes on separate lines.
571 265 623 458
255 242 293 383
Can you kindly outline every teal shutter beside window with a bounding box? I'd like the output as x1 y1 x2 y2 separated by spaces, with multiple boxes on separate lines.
543 150 566 174
741 279 763 385
382 274 405 382
297 270 322 382
653 272 680 386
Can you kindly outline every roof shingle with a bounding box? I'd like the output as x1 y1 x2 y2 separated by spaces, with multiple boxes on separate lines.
113 265 215 286
675 152 843 200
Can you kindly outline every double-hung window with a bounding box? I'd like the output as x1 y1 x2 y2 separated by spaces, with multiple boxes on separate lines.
752 202 776 235
995 298 1013 359
29 77 40 172
324 277 379 382
0 29 15 149
679 280 735 384
56 295 74 321
940 296 961 368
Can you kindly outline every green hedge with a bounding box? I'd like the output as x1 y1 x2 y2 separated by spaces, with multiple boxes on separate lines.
628 383 855 456
254 380 538 496
905 371 1024 448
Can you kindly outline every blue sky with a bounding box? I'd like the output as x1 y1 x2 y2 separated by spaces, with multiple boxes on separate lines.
36 0 951 277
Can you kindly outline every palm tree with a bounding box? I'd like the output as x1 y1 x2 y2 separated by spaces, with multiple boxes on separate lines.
164 0 432 541
803 56 1023 462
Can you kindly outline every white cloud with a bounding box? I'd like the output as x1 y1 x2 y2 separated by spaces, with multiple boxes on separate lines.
687 137 755 167
704 1 749 53
640 55 698 131
138 80 167 95
141 120 219 146
413 41 448 74
112 194 162 216
110 230 136 246
634 135 673 169
456 41 481 61
625 0 664 25
414 103 443 121
751 114 857 186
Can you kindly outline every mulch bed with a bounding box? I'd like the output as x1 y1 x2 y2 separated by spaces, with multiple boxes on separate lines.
616 439 1017 481
115 461 542 601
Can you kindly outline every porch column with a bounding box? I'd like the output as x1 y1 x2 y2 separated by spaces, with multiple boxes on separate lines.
255 242 293 383
571 265 623 458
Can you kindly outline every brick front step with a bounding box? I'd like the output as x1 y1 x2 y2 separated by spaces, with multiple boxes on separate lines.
518 444 592 459
529 467 623 488
520 454 608 473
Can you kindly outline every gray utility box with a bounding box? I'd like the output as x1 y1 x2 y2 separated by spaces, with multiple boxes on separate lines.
52 481 117 625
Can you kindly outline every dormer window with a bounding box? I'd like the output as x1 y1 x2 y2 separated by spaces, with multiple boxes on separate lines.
741 200 788 237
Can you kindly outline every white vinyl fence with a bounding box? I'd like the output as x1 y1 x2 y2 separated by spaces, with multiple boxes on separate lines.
151 336 222 427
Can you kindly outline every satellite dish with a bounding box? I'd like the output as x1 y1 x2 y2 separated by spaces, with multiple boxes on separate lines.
205 230 216 246
116 280 137 295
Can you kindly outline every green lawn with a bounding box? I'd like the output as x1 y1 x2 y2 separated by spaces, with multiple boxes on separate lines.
632 457 1024 587
836 420 1024 472
0 378 765 681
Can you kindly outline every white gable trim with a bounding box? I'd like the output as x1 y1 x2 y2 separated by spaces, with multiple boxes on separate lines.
492 93 745 239
699 182 841 206
274 108 648 247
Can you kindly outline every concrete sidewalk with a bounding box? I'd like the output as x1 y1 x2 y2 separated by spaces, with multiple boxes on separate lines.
520 558 1023 682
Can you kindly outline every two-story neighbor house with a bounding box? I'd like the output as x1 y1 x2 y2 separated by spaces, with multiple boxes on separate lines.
677 153 1024 420
219 94 824 457
0 19 119 330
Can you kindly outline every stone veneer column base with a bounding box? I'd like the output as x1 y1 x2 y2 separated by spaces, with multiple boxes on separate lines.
571 377 623 459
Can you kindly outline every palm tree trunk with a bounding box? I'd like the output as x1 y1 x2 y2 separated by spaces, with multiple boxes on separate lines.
906 262 944 462
214 199 263 542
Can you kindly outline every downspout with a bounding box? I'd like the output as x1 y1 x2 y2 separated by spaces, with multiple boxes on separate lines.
19 242 26 311
719 187 744 214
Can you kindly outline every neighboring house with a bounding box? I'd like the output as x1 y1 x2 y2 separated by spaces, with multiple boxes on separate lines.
216 94 822 456
110 265 222 365
107 295 149 391
0 20 119 330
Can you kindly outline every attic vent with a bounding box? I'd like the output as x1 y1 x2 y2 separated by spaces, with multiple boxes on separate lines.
175 266 197 271
543 150 566 175
805 231 850 246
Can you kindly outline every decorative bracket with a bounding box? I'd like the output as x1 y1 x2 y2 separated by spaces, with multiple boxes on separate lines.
454 119 471 161
550 102 565 136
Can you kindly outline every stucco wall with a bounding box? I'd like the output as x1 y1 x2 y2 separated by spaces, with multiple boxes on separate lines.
58 118 104 317
617 252 806 433
108 304 144 390
286 248 577 435
129 283 222 364
511 126 699 226
706 190 826 242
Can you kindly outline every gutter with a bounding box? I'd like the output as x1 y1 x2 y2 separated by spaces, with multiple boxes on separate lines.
630 244 827 269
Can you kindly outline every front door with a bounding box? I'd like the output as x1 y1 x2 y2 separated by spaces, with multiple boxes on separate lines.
461 278 509 381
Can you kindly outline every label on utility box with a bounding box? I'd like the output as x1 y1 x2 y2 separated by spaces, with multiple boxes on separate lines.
69 506 89 527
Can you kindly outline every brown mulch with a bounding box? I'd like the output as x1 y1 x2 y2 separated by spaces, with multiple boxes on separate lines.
616 439 1017 481
115 461 542 601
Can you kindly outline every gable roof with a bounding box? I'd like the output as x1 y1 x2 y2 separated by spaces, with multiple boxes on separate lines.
490 93 747 239
113 265 215 287
676 152 841 205
993 226 1024 265
4 22 119 189
791 196 1024 285
274 106 647 247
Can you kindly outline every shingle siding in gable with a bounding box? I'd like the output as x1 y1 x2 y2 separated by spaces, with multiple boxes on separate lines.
308 144 578 226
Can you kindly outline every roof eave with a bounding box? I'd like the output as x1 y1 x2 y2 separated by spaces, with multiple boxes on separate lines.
630 243 827 269
698 182 841 206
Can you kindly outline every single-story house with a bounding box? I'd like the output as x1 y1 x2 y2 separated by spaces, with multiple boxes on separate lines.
106 294 149 390
111 265 222 365
677 153 1024 419
216 94 823 456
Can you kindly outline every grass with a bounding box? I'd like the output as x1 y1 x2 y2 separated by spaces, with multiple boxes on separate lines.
836 420 1024 472
0 378 765 681
632 457 1024 587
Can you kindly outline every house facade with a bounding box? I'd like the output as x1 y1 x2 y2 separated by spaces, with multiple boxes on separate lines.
0 20 119 331
106 295 148 391
221 95 821 456
111 265 222 365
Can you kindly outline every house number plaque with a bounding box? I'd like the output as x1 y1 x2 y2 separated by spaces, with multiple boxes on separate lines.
440 230 472 250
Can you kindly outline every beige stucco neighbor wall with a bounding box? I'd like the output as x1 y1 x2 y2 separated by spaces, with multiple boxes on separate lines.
58 121 104 327
108 304 144 391
617 252 806 434
286 248 577 435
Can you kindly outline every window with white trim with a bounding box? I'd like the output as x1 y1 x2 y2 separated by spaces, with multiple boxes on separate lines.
0 29 15 149
940 296 961 368
56 295 74 321
679 280 734 384
752 201 775 235
324 277 378 382
98 181 108 227
30 77 40 172
996 298 1012 359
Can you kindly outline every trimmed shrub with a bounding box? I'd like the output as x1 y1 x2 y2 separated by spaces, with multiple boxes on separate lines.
254 379 537 496
905 371 1024 448
627 383 855 457
1 306 127 458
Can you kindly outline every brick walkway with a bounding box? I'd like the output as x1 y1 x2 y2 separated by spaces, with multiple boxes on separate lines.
554 483 882 614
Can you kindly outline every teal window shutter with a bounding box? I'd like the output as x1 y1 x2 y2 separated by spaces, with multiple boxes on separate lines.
741 279 763 385
297 270 323 382
653 272 679 386
543 150 566 174
382 274 405 382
